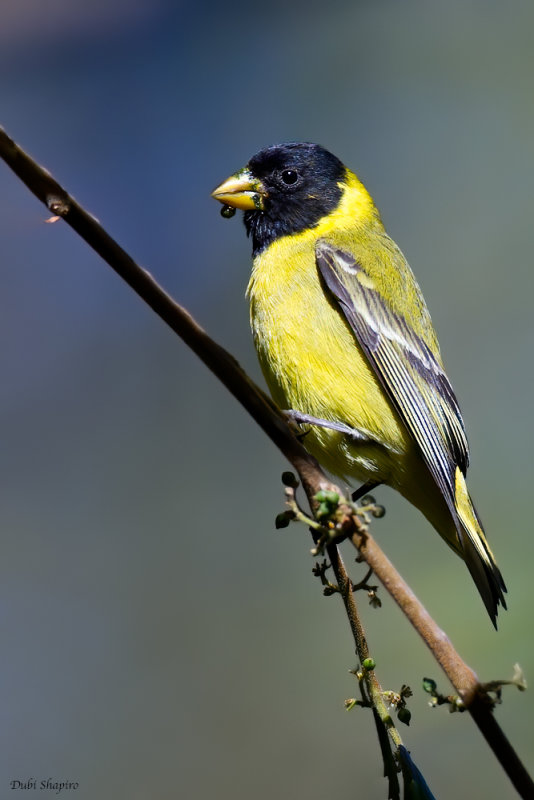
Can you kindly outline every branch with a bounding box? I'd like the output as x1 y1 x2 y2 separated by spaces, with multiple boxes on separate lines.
1 126 532 799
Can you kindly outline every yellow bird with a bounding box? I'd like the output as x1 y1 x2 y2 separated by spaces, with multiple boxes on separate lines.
212 142 506 626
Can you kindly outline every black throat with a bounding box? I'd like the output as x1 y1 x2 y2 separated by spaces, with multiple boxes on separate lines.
244 181 344 255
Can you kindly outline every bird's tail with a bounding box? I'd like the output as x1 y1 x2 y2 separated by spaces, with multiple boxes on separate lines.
454 467 507 628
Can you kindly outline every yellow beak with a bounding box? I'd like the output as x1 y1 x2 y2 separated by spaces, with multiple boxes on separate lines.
211 168 267 211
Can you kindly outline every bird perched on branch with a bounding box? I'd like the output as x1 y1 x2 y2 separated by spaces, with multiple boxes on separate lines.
212 142 506 626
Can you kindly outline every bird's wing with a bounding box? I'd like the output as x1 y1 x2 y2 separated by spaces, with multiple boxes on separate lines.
315 240 469 514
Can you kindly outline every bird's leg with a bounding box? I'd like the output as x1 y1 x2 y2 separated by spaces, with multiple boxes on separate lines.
284 410 373 443
284 409 382 504
351 481 380 503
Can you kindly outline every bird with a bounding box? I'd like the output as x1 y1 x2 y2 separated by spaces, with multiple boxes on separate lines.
211 142 506 626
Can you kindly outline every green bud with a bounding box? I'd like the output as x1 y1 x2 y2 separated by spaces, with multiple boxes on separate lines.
422 678 437 695
323 490 339 505
362 657 376 671
315 490 327 502
397 707 411 726
316 502 331 518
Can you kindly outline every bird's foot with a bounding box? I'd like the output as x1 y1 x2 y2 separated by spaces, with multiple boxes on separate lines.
284 409 373 442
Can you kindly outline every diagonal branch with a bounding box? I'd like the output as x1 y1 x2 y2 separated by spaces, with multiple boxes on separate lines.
0 126 532 799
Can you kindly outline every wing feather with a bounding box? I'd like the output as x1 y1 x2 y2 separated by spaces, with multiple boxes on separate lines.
315 240 469 515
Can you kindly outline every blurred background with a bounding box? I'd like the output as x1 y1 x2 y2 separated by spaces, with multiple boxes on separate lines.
1 1 533 797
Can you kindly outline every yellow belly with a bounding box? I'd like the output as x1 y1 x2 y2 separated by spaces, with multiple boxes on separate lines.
247 234 415 487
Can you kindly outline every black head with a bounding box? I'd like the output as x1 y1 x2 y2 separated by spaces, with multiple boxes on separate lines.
244 143 346 254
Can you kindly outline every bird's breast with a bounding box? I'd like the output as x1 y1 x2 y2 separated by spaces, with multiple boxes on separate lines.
246 233 413 483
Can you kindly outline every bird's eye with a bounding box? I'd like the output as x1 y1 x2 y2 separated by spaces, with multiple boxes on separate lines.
281 169 299 185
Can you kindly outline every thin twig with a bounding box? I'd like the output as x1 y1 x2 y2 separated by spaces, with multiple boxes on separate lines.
0 126 532 799
326 543 404 798
327 544 403 743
